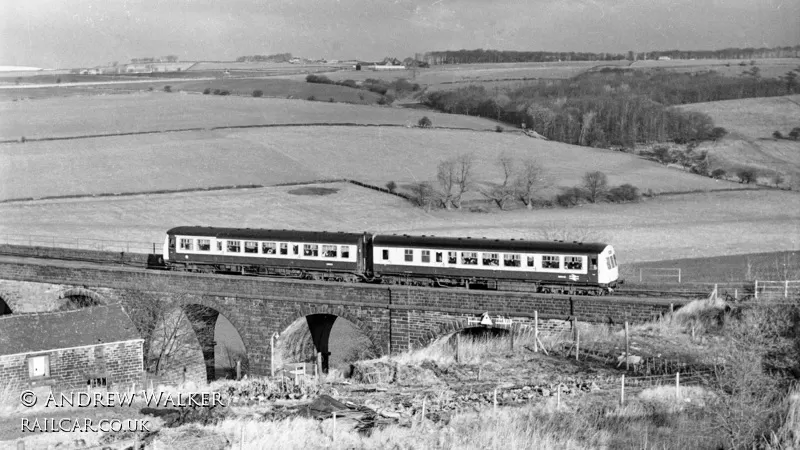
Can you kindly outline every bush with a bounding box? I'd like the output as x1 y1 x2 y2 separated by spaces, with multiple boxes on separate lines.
651 146 673 164
709 126 727 140
736 167 758 184
711 168 727 179
252 90 263 97
219 90 230 96
418 116 432 128
790 127 800 140
339 79 358 89
773 130 784 139
203 88 211 95
606 184 640 203
555 187 585 207
163 85 172 92
495 125 504 133
213 89 221 95
385 181 397 193
307 95 316 101
305 74 333 85
329 97 335 103
56 77 61 84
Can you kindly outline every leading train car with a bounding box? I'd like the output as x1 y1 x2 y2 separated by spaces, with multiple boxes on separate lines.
370 234 619 294
164 226 368 280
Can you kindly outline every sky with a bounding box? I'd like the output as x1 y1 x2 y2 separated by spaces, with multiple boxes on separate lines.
1 0 799 68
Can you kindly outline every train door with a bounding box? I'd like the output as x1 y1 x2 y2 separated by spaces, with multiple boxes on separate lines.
588 254 599 283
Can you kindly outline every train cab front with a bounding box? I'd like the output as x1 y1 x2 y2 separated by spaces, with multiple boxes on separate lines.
597 245 620 293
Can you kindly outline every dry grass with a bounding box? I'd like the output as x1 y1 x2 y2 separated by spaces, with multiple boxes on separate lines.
1 124 742 201
0 92 502 140
630 58 800 79
0 183 798 264
679 95 800 186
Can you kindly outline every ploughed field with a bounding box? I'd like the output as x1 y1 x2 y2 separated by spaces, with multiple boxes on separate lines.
0 124 747 201
678 94 800 187
0 93 502 140
0 183 797 265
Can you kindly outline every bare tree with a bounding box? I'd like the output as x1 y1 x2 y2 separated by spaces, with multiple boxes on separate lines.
481 153 516 210
436 159 457 209
582 171 609 203
409 181 436 212
514 158 548 209
452 153 475 209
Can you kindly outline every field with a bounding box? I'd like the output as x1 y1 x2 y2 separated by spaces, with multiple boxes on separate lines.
0 93 503 140
0 183 797 265
631 57 800 79
0 125 746 200
679 95 800 186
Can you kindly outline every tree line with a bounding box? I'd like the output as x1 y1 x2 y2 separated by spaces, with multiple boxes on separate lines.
421 45 800 65
423 69 800 148
235 53 293 63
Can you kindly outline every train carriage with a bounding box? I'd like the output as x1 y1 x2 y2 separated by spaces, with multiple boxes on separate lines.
371 234 619 294
165 226 367 280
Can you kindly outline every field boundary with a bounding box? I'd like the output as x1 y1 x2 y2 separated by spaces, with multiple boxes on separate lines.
0 121 501 145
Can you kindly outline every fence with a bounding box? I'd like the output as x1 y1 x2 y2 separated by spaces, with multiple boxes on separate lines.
0 234 158 254
754 280 800 299
638 267 681 283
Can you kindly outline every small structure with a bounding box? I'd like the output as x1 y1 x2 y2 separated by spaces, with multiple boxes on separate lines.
0 304 144 393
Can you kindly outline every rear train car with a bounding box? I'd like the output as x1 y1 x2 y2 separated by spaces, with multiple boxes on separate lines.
164 226 368 280
370 235 619 294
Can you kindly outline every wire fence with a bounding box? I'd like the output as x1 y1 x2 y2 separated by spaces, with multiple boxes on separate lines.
0 234 158 254
754 280 800 300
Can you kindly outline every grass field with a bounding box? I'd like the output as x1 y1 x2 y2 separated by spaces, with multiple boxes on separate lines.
679 95 800 187
0 125 744 200
0 183 796 265
0 93 503 140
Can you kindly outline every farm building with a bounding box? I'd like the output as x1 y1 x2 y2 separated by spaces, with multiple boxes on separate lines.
0 304 144 394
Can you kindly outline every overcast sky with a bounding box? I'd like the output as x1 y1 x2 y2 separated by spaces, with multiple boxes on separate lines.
1 0 798 68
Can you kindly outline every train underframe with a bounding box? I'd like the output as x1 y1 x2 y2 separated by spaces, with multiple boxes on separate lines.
161 260 613 295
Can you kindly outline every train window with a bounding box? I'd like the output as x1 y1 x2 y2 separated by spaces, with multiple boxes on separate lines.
482 253 499 266
565 256 583 270
382 249 389 260
169 237 175 250
404 249 413 262
323 245 337 258
280 243 288 255
542 255 560 269
436 252 443 263
179 238 193 251
304 244 318 257
293 245 299 255
217 241 223 251
527 256 535 267
227 241 241 253
448 252 457 264
244 241 258 254
461 252 478 265
606 257 612 269
504 254 521 267
421 250 430 263
611 255 618 268
263 242 277 254
591 257 598 270
197 239 211 251
341 246 350 258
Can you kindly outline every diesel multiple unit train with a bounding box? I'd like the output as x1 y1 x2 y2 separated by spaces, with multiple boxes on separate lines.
158 226 620 295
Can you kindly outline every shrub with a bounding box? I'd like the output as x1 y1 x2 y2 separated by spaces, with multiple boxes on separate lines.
773 131 784 139
358 93 365 101
555 187 584 207
606 184 640 203
163 85 172 92
307 95 316 101
711 168 727 179
329 97 334 103
709 127 727 140
252 90 263 97
213 89 221 95
736 167 758 184
219 90 230 96
203 88 211 95
772 172 785 187
147 87 154 92
339 79 358 89
56 77 61 84
418 116 432 128
651 146 673 164
495 125 504 133
790 127 800 140
385 181 397 193
305 74 333 85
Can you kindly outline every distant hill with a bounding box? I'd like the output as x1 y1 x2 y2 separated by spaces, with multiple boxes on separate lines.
0 66 44 72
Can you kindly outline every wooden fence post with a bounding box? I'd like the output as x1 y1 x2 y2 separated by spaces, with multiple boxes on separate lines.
754 280 759 299
455 333 460 363
332 412 337 442
676 372 680 399
786 280 790 298
639 268 643 283
236 360 241 381
493 389 498 415
625 321 630 371
421 397 426 425
510 325 515 352
557 384 560 407
620 375 625 405
573 317 579 361
240 425 245 450
534 311 539 353
317 352 322 378
678 268 681 283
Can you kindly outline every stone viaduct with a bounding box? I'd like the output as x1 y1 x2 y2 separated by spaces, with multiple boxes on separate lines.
0 246 687 382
